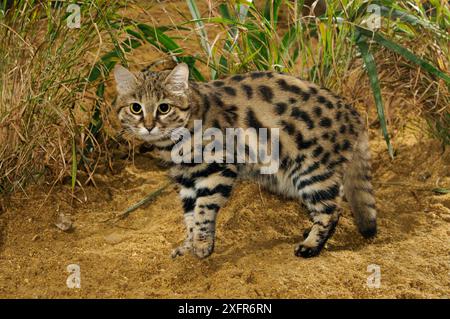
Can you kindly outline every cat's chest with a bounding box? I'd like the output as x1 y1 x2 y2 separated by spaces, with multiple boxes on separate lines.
151 139 178 162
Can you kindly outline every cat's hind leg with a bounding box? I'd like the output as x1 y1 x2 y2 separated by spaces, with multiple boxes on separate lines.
294 171 343 258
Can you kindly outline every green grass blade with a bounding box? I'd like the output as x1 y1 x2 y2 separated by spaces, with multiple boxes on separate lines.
432 188 450 195
186 0 216 79
263 0 282 25
355 33 394 158
237 0 252 22
356 26 450 86
131 24 205 80
136 24 184 55
88 37 142 83
370 4 450 41
280 24 300 58
218 3 232 20
186 0 210 50
216 2 252 75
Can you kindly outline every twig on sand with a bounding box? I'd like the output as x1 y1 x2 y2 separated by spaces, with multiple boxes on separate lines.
100 182 174 223
257 182 266 206
373 181 449 194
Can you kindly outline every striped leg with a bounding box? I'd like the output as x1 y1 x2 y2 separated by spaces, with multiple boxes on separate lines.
192 164 237 259
171 185 196 258
294 172 343 258
191 199 220 259
172 163 237 259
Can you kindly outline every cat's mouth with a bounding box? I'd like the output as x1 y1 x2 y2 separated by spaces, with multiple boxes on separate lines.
137 126 174 142
129 125 185 143
146 126 160 135
132 126 160 141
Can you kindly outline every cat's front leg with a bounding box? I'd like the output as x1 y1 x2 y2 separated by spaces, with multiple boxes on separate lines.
171 184 197 258
191 164 237 259
191 198 218 259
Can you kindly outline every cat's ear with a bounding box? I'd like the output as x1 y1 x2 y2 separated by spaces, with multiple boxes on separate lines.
114 64 137 95
164 63 189 95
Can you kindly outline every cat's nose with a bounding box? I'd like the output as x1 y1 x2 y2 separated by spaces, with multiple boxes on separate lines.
147 126 160 135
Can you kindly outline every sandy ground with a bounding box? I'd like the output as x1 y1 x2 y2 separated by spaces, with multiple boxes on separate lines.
0 0 449 299
0 127 449 298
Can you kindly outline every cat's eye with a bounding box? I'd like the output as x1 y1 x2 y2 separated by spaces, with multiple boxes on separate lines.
130 103 142 115
157 103 171 115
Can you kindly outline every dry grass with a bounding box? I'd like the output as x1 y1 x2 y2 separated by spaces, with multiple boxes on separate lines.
339 39 449 143
0 1 122 194
371 36 449 144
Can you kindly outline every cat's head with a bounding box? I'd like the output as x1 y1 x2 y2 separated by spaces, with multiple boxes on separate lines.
114 63 191 142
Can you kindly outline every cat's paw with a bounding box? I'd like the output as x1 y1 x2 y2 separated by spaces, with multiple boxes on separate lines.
171 241 193 258
296 228 319 257
294 242 321 258
192 238 214 259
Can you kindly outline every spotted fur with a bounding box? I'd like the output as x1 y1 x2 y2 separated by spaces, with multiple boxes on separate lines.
114 63 377 259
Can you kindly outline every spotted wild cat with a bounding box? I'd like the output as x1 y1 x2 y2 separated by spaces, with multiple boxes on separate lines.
113 63 377 259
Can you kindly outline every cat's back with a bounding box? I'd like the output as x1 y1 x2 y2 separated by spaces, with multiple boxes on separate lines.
194 70 364 143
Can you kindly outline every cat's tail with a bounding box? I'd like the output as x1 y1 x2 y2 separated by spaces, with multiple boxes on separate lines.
343 130 377 238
